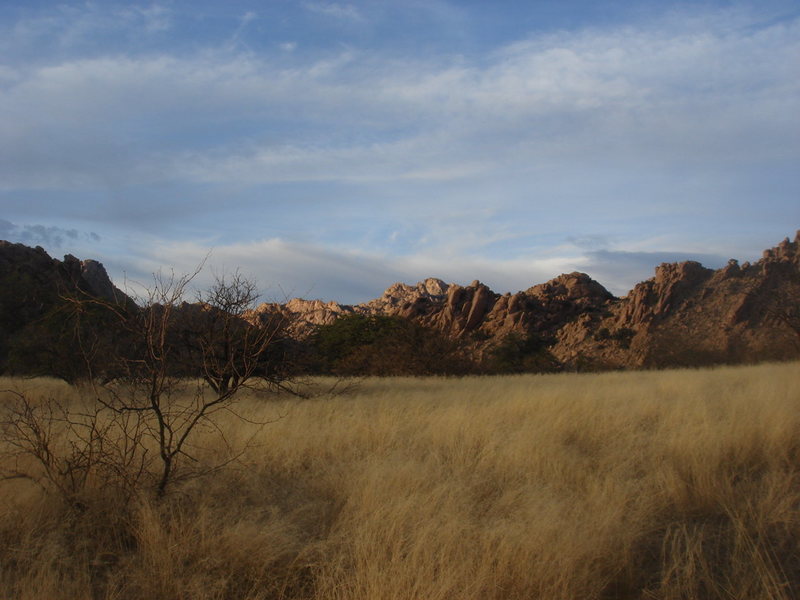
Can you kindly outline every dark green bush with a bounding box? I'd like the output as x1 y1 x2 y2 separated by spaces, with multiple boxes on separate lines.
483 332 560 374
310 314 472 376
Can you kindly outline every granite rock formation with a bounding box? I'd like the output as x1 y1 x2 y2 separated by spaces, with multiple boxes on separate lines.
3 232 799 372
273 232 800 367
0 241 129 305
551 232 800 367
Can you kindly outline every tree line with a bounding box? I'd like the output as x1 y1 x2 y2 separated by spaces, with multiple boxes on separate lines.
1 272 560 383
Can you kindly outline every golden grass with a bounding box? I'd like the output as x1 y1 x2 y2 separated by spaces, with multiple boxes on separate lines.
1 363 799 599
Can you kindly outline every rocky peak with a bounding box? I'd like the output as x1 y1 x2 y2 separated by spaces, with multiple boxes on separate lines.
267 297 356 334
80 259 125 303
760 230 800 267
718 259 742 279
420 277 449 296
0 241 127 304
0 241 132 350
527 272 614 302
284 297 348 315
4 233 800 374
620 261 714 325
201 232 800 368
0 241 56 281
382 277 449 300
653 261 712 287
363 277 450 312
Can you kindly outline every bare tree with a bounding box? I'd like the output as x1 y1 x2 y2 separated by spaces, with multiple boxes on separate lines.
0 389 149 508
1 268 293 500
188 271 288 395
91 269 290 497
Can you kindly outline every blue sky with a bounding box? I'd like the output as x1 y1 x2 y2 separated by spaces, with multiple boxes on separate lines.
1 0 798 303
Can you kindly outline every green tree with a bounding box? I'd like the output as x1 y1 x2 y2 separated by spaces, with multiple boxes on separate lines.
484 332 560 374
311 314 472 375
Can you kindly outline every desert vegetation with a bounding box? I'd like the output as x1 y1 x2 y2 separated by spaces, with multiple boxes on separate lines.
308 314 474 375
1 362 798 599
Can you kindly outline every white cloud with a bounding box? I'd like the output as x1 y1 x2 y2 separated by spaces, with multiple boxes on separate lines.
119 232 729 305
60 227 793 305
1 3 798 298
3 3 172 54
112 236 592 304
2 7 796 191
229 10 257 46
113 231 763 305
123 4 172 34
0 218 101 248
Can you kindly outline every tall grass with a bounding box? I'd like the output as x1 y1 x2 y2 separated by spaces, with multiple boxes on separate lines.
1 363 798 599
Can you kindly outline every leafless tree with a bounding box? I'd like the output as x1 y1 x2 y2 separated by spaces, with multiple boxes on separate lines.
189 271 288 395
0 389 149 508
93 269 291 496
2 268 293 500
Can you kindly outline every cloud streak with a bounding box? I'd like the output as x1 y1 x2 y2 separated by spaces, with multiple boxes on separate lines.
303 2 364 22
115 237 580 304
111 233 746 305
0 219 101 248
0 7 796 191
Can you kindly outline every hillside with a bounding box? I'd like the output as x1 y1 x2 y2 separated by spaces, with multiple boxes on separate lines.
1 232 798 373
0 241 132 376
270 231 800 368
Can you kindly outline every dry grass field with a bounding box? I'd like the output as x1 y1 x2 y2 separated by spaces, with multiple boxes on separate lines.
1 362 799 599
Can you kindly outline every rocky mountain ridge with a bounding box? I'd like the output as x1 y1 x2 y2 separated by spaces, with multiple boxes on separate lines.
0 241 134 377
270 231 800 367
0 241 129 305
0 241 129 337
2 233 798 371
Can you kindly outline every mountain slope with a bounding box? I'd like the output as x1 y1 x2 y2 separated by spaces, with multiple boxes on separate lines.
275 231 800 368
2 232 798 372
0 241 129 338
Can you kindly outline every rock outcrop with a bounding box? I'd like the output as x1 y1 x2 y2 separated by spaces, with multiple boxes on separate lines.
273 271 616 357
79 259 124 303
0 241 131 302
551 231 800 367
0 242 132 368
274 232 800 368
254 297 359 337
3 232 799 372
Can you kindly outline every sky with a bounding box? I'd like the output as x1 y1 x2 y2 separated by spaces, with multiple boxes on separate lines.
1 0 799 304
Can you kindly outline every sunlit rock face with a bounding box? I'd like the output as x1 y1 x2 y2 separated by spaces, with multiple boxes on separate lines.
552 231 800 368
270 232 800 367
